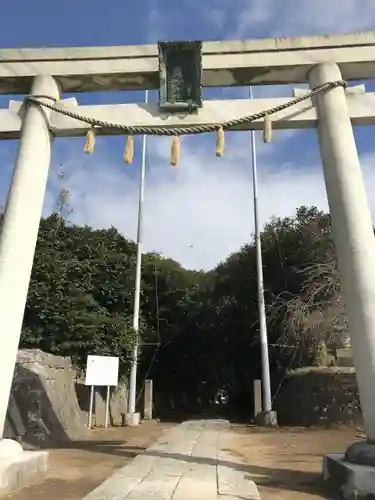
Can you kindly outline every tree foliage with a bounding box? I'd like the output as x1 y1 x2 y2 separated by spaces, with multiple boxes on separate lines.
20 202 348 414
23 215 137 369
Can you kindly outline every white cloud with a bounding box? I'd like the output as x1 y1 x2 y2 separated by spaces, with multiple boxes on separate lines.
40 130 375 271
232 0 375 38
2 0 375 272
99 0 375 270
176 0 375 39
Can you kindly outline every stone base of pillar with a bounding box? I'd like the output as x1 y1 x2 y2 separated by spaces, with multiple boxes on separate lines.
255 410 278 427
323 450 375 500
345 441 375 466
0 439 49 494
125 412 140 427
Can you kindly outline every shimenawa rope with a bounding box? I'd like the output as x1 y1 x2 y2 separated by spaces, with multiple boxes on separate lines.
25 80 347 166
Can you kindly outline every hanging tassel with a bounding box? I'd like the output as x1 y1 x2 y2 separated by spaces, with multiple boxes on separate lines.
263 114 272 143
124 135 134 164
170 135 180 167
84 128 96 154
216 126 225 157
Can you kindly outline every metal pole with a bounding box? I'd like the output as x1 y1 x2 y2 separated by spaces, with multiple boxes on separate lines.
88 385 94 429
128 90 148 417
105 386 110 428
249 86 272 412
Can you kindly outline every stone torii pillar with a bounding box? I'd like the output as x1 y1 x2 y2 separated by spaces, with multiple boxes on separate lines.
0 75 59 438
309 62 375 445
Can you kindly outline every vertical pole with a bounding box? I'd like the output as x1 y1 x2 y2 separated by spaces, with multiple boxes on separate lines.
88 385 94 429
105 386 110 428
0 75 59 438
249 87 273 413
144 379 153 420
128 90 148 423
309 63 375 441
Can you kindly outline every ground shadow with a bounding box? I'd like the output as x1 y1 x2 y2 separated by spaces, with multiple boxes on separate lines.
244 466 334 498
51 439 332 498
52 440 147 459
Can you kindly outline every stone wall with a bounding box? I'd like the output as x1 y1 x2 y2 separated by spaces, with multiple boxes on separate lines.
274 366 362 427
6 349 88 447
5 349 129 447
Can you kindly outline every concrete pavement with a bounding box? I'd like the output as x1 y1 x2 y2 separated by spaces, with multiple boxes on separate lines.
82 419 260 500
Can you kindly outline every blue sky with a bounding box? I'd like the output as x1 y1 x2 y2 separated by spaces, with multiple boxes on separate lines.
1 0 375 269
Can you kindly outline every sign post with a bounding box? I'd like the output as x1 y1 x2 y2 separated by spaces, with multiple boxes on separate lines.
105 386 110 428
84 355 119 429
88 385 94 429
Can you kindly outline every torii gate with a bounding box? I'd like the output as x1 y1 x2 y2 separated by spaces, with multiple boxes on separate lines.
1 33 375 465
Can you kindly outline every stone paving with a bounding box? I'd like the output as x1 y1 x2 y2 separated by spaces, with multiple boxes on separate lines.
82 419 260 500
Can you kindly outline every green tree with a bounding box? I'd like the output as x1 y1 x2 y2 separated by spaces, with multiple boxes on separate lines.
19 201 348 416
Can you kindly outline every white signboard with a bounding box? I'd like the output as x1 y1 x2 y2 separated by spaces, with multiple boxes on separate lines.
85 355 119 387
